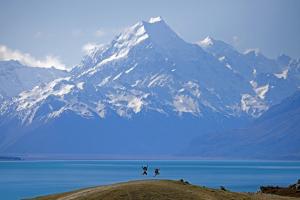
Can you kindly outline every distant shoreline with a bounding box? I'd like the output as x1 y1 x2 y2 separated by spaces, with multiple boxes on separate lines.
0 156 22 161
1 154 300 162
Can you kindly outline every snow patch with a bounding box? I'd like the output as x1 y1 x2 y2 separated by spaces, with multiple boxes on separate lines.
255 84 269 99
149 16 163 23
17 78 73 111
241 94 268 117
107 93 147 116
173 95 200 115
178 88 185 93
128 97 143 113
113 72 123 81
198 36 214 48
76 82 84 90
125 64 138 74
55 84 74 96
98 76 111 87
253 69 257 76
96 102 106 118
184 81 201 98
225 63 232 70
131 80 141 87
148 74 169 87
69 103 93 118
98 50 129 66
244 48 260 56
274 69 288 79
48 103 93 120
48 107 66 119
250 80 258 89
218 56 226 61
250 81 269 99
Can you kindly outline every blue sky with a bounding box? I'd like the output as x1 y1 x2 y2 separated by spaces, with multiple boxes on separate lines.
0 0 299 69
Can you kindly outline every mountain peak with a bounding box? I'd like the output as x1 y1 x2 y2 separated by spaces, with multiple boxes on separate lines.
78 17 187 72
198 36 215 47
111 17 186 53
115 16 169 45
197 36 236 54
148 16 164 24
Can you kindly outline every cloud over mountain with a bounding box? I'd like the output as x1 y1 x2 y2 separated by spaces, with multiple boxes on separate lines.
0 44 67 70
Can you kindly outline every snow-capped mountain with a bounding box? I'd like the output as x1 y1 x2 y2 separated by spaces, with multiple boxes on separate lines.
197 36 284 76
198 36 300 112
0 17 299 157
0 60 68 100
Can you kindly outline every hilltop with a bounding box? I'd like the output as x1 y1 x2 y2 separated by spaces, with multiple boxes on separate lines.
31 180 299 200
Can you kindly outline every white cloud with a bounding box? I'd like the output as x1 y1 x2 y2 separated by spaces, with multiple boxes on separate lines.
94 29 106 37
82 43 104 54
0 44 67 70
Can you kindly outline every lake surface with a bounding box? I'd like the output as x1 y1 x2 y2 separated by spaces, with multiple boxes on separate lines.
1 160 300 200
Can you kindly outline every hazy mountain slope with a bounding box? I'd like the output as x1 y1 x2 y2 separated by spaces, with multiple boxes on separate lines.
198 37 300 111
184 91 300 160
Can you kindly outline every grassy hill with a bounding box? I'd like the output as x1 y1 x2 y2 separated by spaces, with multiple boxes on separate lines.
31 180 299 200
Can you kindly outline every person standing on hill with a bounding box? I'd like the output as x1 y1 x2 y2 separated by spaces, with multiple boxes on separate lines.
154 168 160 177
142 165 148 175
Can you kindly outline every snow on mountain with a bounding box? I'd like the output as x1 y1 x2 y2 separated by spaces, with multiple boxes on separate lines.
12 18 254 121
149 16 163 23
198 37 284 77
0 60 68 100
0 17 300 156
2 17 299 125
274 69 289 79
198 36 300 110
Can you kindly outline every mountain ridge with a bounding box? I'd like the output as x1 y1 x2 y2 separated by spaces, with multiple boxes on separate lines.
0 17 299 158
0 60 68 100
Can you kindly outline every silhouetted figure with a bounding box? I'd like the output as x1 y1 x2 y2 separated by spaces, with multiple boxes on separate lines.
154 168 160 177
142 165 148 175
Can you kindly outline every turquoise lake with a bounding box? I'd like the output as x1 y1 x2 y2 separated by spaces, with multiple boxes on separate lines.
1 160 300 199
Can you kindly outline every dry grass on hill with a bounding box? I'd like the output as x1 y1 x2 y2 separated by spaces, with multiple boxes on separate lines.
31 180 300 200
